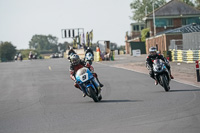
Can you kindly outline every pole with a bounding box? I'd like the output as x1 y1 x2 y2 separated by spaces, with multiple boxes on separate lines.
196 60 200 82
145 6 148 16
152 3 156 36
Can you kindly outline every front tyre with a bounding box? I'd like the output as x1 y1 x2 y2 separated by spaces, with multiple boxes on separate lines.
161 75 170 92
88 87 99 102
98 95 102 101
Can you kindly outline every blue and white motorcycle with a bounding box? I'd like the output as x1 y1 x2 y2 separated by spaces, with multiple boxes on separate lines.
85 52 94 65
75 67 102 102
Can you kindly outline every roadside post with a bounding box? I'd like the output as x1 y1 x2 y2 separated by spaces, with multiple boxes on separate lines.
196 60 200 82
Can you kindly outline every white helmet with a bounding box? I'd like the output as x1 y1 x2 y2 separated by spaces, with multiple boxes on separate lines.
149 47 157 53
69 46 73 50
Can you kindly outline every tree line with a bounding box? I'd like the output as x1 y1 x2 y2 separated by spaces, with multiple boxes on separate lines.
0 34 124 62
0 34 74 62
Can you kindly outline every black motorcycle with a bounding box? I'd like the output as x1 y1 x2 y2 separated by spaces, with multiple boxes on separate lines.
29 54 33 60
18 54 23 61
14 54 18 61
153 59 171 92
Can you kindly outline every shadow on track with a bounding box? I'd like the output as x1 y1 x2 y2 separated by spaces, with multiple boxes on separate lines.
100 100 143 103
170 89 200 92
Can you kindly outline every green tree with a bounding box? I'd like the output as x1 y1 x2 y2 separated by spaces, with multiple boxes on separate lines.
180 0 195 7
118 45 125 51
29 34 58 52
91 43 98 51
58 41 72 51
141 28 150 42
130 0 166 22
110 42 118 50
0 41 16 62
195 0 200 10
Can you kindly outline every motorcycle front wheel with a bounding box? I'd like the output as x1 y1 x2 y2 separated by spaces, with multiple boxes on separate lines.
98 95 102 101
88 87 99 102
161 74 170 92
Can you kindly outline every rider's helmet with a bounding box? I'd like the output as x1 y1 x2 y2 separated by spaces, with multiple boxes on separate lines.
86 47 91 52
149 47 157 57
69 46 73 50
71 54 80 65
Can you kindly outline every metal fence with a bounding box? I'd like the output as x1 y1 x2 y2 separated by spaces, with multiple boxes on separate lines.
169 40 183 50
183 32 200 50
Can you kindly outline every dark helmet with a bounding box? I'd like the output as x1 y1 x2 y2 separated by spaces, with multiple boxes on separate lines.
70 54 80 65
69 46 74 50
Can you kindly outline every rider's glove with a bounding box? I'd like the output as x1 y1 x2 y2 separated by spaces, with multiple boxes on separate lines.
90 67 94 73
146 64 152 70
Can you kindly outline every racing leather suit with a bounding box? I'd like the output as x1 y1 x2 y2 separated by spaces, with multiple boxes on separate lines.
146 54 171 79
69 60 98 89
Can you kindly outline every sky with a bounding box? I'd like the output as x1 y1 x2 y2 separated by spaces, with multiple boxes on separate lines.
0 0 134 49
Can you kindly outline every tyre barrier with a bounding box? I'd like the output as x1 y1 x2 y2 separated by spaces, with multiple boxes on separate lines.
171 50 200 63
119 50 124 55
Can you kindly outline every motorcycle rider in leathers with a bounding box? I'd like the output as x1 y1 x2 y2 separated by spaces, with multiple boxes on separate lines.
85 47 94 57
69 54 103 97
68 46 77 61
146 47 174 85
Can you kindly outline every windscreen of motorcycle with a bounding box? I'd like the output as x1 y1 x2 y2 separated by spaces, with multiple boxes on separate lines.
153 59 163 65
76 68 91 83
76 68 87 77
153 59 164 72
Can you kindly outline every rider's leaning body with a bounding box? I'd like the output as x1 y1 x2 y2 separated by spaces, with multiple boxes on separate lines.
69 54 103 97
146 47 174 85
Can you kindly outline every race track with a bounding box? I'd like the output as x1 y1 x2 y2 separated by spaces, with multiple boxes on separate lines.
0 58 200 133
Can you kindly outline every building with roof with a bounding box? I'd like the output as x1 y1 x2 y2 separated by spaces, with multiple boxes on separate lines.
145 0 200 53
125 23 145 54
130 23 145 39
146 23 200 53
125 23 147 54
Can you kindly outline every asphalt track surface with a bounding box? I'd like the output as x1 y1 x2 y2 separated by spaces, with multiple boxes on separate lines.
0 58 200 133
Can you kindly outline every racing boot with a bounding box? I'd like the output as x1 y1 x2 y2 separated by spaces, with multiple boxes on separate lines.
75 83 86 97
83 93 86 97
96 78 104 87
155 80 158 85
100 83 104 87
170 74 174 79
